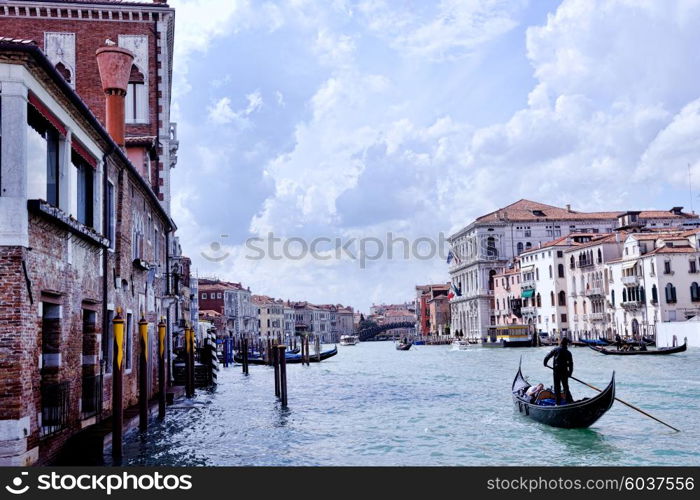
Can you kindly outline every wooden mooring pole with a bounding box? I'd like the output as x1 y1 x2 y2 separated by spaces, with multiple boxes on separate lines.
138 314 149 431
242 337 249 375
273 344 280 398
158 317 166 420
278 344 287 407
111 308 125 460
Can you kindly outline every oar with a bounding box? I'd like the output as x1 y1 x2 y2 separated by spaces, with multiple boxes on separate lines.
545 364 680 433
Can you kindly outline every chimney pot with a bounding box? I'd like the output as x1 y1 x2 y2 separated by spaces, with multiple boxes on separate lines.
95 45 135 147
566 204 571 212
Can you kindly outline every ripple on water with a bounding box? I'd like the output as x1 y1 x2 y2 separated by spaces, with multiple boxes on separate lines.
116 343 700 466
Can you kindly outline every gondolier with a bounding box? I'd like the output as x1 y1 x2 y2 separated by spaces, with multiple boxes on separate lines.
543 337 574 405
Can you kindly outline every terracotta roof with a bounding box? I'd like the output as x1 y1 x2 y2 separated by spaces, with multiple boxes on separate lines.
125 135 157 148
563 233 622 252
22 0 171 7
473 199 696 224
646 245 697 255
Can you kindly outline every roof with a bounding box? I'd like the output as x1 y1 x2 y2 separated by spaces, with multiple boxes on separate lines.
471 199 696 225
15 0 171 7
125 136 157 148
563 233 622 252
646 245 697 255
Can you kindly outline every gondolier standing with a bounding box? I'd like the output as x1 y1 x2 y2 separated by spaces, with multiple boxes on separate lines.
544 337 574 405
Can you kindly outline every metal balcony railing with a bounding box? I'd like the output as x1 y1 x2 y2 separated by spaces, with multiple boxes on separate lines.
622 275 640 286
41 381 70 437
81 374 103 419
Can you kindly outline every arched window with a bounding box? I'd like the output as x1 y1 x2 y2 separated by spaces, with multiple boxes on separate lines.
570 256 575 269
611 289 615 306
640 286 645 302
525 242 532 250
549 265 552 279
597 248 602 263
665 283 677 303
488 270 496 290
517 242 524 255
574 301 578 314
486 237 497 258
583 301 587 313
558 264 564 278
622 288 627 302
126 65 148 123
691 282 700 302
558 291 566 306
535 268 539 280
55 62 72 83
536 293 542 307
651 284 658 303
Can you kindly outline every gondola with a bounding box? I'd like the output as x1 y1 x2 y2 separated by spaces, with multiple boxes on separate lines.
396 342 412 351
234 346 338 364
512 364 615 428
587 341 686 356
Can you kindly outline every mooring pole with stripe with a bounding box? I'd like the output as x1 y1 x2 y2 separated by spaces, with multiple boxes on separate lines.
158 317 166 420
111 308 125 460
139 313 149 431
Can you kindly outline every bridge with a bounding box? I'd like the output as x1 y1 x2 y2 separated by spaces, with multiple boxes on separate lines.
357 322 415 342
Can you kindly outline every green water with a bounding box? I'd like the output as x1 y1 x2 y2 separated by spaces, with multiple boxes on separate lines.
118 342 700 466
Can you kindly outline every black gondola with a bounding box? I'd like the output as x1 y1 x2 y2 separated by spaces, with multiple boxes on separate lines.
233 346 338 365
396 342 412 351
512 364 615 428
587 341 686 356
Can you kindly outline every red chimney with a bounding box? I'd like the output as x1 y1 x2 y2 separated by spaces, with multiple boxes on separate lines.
95 45 135 147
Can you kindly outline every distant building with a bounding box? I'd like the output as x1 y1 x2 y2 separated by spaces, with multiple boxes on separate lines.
415 284 450 336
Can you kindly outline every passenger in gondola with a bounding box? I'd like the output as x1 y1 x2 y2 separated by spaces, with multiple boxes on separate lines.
543 337 574 405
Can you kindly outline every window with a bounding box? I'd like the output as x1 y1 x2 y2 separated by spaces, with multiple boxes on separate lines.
125 65 148 123
549 265 552 279
651 285 657 303
107 182 116 249
517 242 524 255
558 291 566 306
664 261 672 274
570 256 575 269
665 283 676 303
103 309 114 374
690 260 697 273
132 212 144 261
72 152 94 227
218 293 222 299
611 290 615 306
558 264 564 278
27 105 60 206
202 293 207 300
550 291 555 306
561 314 567 323
691 282 700 302
536 293 541 307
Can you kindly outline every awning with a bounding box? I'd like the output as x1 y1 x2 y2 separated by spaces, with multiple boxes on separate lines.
28 91 67 136
621 261 637 270
71 138 98 169
521 289 535 298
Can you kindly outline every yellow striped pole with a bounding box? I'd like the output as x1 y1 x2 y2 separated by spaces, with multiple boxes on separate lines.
158 317 166 419
138 313 149 431
112 308 125 460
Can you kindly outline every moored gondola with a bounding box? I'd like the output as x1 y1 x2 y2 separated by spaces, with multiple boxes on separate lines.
234 346 338 365
588 341 686 356
512 364 615 428
396 342 412 351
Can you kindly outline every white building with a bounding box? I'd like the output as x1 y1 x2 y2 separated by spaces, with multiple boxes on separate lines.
608 230 700 339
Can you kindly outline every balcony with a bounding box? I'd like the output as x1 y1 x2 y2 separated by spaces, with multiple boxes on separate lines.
621 300 642 310
41 381 70 438
521 280 536 290
573 314 579 322
521 306 537 316
577 260 594 268
81 374 103 419
589 312 605 321
621 275 640 286
585 287 604 297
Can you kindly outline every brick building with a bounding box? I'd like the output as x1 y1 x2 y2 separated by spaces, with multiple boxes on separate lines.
0 36 174 465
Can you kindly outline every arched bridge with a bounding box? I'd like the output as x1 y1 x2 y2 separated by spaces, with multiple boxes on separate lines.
357 322 415 341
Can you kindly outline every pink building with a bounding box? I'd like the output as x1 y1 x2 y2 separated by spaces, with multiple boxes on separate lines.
493 261 523 327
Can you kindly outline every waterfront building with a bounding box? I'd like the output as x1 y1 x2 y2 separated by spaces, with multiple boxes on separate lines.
0 37 174 464
283 304 295 341
253 295 284 341
337 306 355 337
448 199 698 339
492 261 523 328
198 279 257 338
607 229 700 339
415 284 450 335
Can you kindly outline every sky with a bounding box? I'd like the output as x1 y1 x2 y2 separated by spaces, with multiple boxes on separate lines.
167 0 700 313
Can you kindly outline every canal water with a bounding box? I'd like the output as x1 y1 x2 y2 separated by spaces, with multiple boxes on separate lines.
117 342 700 466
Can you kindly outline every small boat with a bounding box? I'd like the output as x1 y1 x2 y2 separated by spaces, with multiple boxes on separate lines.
396 342 412 351
451 339 470 350
413 340 426 345
587 341 687 356
234 346 338 364
339 335 359 346
512 364 615 428
576 338 610 346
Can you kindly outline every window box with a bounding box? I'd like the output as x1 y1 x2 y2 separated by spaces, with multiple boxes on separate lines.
28 199 108 248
